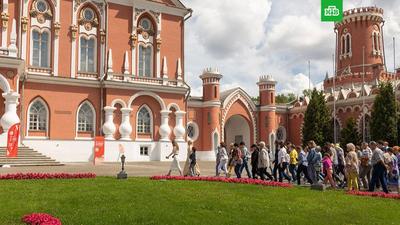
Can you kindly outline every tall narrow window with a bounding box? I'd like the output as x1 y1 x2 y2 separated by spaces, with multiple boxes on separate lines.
341 36 345 55
80 37 96 72
346 35 350 53
32 30 49 67
78 102 94 132
137 106 151 133
29 100 47 131
138 45 152 77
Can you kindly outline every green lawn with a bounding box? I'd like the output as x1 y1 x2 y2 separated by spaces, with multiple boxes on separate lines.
0 177 398 225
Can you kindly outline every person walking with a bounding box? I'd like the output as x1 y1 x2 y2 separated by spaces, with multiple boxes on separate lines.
183 140 193 176
369 141 389 193
258 141 274 180
217 142 228 177
233 143 243 178
189 147 197 176
215 144 221 176
166 140 182 176
307 141 318 184
297 146 312 185
359 142 372 190
227 143 235 178
239 142 252 178
272 141 279 181
278 142 291 183
288 143 298 183
250 144 260 179
322 153 336 188
345 143 359 191
388 147 400 193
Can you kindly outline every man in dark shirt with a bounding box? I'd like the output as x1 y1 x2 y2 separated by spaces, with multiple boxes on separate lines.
250 144 260 179
189 147 197 176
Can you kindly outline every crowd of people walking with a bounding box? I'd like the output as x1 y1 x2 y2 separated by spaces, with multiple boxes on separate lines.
213 140 400 194
165 139 400 194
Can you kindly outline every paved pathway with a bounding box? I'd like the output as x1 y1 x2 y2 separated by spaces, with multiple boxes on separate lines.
0 162 218 177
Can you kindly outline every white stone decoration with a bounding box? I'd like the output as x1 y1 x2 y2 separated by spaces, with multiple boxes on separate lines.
107 48 113 79
123 51 129 78
119 107 132 140
176 58 183 86
159 110 171 141
8 19 17 57
102 106 116 140
173 111 186 142
0 92 20 132
162 56 168 85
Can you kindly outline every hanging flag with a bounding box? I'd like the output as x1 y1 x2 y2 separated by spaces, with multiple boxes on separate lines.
7 123 20 158
93 136 105 165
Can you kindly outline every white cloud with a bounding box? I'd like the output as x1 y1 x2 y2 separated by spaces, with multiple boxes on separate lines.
280 73 313 95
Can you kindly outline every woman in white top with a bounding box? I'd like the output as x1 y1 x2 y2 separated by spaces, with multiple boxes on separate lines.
166 140 183 176
217 142 228 177
183 140 193 176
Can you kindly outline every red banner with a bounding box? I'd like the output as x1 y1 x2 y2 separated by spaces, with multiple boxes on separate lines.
93 136 105 165
7 123 20 158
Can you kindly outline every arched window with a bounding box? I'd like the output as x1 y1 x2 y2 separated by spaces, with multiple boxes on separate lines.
276 126 286 141
187 122 199 141
29 0 53 69
78 7 99 74
137 17 155 77
28 99 48 131
77 102 95 132
138 45 152 77
137 106 151 133
346 34 351 54
359 115 371 142
79 37 96 72
32 30 50 67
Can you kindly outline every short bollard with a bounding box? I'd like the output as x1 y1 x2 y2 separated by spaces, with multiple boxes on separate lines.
117 154 128 179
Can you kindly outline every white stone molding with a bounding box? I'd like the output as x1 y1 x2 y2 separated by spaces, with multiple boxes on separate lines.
119 107 132 140
162 56 168 85
123 51 130 79
176 58 183 86
1 0 8 48
102 106 116 140
75 100 96 138
0 73 11 93
128 91 166 110
167 102 180 111
107 48 113 74
173 110 186 142
8 18 17 57
0 92 20 132
136 104 153 140
159 110 170 141
26 97 49 138
111 98 127 108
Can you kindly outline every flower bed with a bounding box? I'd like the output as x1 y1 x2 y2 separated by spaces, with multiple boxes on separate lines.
150 176 293 188
347 191 400 200
22 213 61 225
0 173 96 180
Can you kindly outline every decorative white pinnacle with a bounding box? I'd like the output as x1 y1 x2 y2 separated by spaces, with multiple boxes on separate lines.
176 58 182 80
123 51 129 75
8 19 17 57
259 75 275 82
162 56 168 79
107 49 113 73
203 67 220 74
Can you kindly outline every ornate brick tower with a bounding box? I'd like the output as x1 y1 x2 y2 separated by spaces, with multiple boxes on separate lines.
331 7 385 88
200 68 222 157
257 75 277 145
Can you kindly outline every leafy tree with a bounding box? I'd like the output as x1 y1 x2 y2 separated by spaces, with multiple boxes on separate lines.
303 89 312 98
275 93 296 104
340 118 361 148
370 82 398 145
302 88 331 146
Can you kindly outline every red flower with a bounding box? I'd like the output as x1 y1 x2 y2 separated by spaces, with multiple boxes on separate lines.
346 191 400 200
0 173 96 180
150 176 293 188
22 213 61 225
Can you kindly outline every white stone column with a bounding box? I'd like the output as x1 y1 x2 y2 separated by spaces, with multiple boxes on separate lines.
173 111 186 142
102 106 116 140
0 92 20 132
119 108 132 140
159 110 171 141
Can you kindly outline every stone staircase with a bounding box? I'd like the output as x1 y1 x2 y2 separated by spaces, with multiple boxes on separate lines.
0 146 63 167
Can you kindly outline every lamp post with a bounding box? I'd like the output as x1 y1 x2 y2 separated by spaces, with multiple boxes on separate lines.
117 154 128 179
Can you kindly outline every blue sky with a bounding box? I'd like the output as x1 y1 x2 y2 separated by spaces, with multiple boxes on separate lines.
181 0 400 97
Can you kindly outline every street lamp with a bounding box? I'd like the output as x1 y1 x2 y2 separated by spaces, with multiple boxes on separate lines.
117 154 127 179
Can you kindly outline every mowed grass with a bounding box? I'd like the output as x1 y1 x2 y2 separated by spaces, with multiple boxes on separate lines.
0 177 399 225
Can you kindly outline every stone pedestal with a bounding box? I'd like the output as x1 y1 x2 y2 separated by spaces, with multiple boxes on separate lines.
119 108 132 140
159 110 171 141
0 92 20 132
102 106 116 140
173 111 186 142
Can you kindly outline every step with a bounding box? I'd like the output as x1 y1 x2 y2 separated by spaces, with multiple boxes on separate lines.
1 163 64 167
0 145 62 167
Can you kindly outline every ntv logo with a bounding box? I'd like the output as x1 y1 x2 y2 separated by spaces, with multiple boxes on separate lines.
325 6 340 17
321 0 343 22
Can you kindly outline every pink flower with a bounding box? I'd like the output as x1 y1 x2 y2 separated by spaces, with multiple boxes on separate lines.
150 176 293 188
0 173 96 180
346 191 400 200
22 213 61 225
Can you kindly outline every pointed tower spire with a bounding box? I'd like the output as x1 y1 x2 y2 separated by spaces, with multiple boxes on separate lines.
123 51 129 75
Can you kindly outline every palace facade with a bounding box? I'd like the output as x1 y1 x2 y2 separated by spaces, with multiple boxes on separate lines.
0 1 397 163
